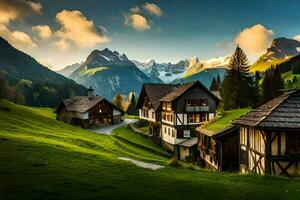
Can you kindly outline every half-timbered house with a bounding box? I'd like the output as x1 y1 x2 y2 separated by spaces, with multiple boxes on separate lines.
56 87 124 128
137 81 220 160
233 90 300 177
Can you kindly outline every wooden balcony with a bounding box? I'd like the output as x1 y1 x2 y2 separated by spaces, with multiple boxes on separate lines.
185 105 209 112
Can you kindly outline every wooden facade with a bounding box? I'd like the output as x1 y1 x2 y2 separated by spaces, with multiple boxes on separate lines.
197 126 240 171
234 90 300 177
56 88 124 128
136 81 220 161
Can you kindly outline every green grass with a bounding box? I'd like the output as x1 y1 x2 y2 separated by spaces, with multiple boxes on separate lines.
281 71 300 89
204 108 251 132
124 114 139 119
112 126 169 157
1 100 300 200
136 126 149 134
80 66 108 77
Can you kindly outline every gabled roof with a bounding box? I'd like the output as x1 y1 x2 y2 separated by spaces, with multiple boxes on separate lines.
233 90 300 129
178 137 198 147
57 96 123 114
137 83 176 111
160 81 220 102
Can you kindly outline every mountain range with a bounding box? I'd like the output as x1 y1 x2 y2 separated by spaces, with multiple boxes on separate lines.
250 37 300 72
57 63 82 77
0 37 87 107
69 48 154 100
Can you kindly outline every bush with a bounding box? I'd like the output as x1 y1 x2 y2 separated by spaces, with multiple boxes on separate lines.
167 157 201 171
135 119 149 127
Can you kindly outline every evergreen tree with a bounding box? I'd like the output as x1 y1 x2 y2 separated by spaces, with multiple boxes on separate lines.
210 77 218 91
220 46 256 110
216 74 221 90
261 67 284 103
0 71 9 99
126 92 138 115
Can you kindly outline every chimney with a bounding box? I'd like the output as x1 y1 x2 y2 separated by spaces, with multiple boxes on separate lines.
88 86 94 99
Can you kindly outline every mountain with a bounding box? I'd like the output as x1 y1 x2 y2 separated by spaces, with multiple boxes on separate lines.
0 36 87 107
251 38 300 72
132 59 188 83
57 63 82 77
173 68 227 88
69 48 155 100
183 55 231 78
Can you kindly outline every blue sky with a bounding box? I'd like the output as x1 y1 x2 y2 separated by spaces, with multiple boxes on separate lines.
1 0 300 69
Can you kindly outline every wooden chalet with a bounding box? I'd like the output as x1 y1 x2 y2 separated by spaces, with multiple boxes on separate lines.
196 125 240 171
233 90 300 177
137 81 220 161
56 87 124 128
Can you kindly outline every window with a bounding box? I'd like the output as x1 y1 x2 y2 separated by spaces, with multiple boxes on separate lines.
152 111 155 119
172 129 175 137
183 130 190 138
168 128 170 135
188 114 201 123
164 127 167 134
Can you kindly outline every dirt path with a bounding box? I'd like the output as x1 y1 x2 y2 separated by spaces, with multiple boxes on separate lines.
118 157 165 170
90 119 138 135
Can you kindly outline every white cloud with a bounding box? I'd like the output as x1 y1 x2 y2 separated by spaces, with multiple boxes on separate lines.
53 39 70 51
0 24 37 49
235 24 274 55
125 14 150 31
294 35 300 42
143 2 163 17
55 10 110 48
0 0 42 25
32 25 52 40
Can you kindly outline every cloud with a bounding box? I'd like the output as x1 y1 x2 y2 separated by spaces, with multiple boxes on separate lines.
130 6 141 14
294 35 300 42
143 2 163 17
0 24 37 49
0 0 42 25
235 24 274 55
53 39 70 51
55 10 110 48
125 14 150 31
32 25 52 40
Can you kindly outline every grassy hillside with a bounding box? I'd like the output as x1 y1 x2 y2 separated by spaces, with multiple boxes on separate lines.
250 58 284 72
1 100 300 200
203 108 251 132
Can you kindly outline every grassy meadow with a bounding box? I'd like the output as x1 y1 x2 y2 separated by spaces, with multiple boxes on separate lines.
0 100 300 200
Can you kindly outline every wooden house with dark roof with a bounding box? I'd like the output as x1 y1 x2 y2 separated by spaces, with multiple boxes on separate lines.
137 81 220 161
56 87 124 128
196 125 240 171
233 90 300 177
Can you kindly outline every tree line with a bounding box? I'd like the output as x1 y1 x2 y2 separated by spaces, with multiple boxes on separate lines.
210 46 291 111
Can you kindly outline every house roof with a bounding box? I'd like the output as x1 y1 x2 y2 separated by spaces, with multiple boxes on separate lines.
196 125 238 138
138 83 176 111
58 96 123 114
159 81 220 102
178 137 198 147
233 90 300 129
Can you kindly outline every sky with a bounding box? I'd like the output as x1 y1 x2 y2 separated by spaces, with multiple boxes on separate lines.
1 0 300 70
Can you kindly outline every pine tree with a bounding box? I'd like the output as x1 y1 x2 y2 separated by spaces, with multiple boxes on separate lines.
216 74 221 90
261 67 284 103
210 78 218 91
0 71 9 99
220 46 256 110
126 92 138 115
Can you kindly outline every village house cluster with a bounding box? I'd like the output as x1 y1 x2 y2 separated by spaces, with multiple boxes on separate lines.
137 81 300 177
